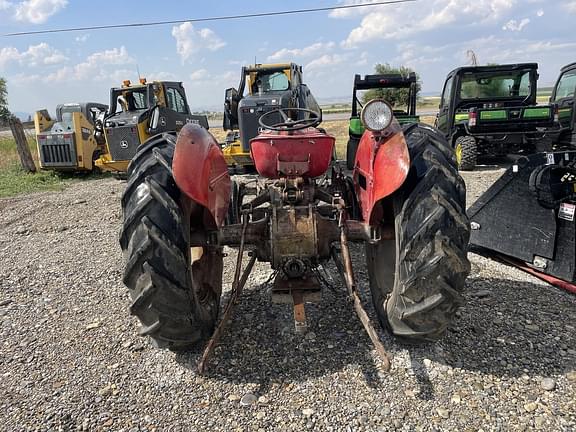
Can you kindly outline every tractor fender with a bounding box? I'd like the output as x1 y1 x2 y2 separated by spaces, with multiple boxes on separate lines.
172 123 231 228
353 120 410 224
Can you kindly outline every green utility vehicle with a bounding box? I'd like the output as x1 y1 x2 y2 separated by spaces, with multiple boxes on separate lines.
550 62 576 147
436 63 555 170
346 73 419 169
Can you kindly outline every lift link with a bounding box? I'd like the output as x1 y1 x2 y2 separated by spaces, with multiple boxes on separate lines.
198 215 256 374
333 206 392 372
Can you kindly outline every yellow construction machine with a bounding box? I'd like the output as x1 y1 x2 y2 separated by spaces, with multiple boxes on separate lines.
222 63 321 169
34 102 107 172
95 79 208 174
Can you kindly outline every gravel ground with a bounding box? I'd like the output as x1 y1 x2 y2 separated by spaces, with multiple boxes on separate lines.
0 161 575 432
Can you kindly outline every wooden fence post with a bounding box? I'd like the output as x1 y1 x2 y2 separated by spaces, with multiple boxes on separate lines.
9 116 36 173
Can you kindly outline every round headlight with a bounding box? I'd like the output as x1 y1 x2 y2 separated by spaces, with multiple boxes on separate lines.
360 99 393 132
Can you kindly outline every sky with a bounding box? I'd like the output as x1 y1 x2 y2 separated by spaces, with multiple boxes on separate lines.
1 0 576 114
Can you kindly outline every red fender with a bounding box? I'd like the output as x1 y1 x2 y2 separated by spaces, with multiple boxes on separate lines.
353 119 410 225
172 124 231 228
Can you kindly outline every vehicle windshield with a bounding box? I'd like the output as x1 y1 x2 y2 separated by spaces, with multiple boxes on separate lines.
252 71 289 93
554 70 576 101
112 88 149 113
459 70 532 99
60 105 81 122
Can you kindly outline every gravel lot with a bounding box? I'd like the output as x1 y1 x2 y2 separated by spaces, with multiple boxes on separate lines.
1 161 575 432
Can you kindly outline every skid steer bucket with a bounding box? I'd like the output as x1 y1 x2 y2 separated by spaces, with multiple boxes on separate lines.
468 151 576 291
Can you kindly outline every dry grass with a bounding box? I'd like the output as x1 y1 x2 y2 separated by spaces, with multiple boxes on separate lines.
0 131 71 198
0 130 39 171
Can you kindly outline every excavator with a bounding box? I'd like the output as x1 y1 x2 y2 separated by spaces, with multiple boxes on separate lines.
222 63 321 170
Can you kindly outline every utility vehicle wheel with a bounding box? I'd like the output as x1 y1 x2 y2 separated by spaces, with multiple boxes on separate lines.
455 135 477 171
346 137 360 170
559 130 576 148
366 124 471 342
119 133 222 350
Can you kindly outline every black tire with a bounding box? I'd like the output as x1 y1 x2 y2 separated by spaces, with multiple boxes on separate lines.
366 123 471 342
346 137 360 170
91 150 102 173
455 135 477 171
559 130 576 148
113 172 128 181
120 133 222 350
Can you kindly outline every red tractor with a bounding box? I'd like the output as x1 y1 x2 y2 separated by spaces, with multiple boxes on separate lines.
120 100 470 371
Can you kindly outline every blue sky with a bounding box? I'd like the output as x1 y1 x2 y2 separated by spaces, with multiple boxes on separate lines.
1 0 576 114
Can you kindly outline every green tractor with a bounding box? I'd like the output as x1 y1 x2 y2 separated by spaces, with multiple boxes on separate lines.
436 63 555 170
550 62 576 147
346 73 419 169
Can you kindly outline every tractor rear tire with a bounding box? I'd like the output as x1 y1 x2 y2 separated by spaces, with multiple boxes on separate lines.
120 133 221 351
346 137 360 170
366 124 470 342
455 135 477 171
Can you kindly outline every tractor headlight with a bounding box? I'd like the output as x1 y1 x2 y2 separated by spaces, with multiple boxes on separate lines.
361 99 393 132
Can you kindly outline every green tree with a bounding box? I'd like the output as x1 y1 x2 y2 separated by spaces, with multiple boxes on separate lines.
0 77 11 125
362 63 421 107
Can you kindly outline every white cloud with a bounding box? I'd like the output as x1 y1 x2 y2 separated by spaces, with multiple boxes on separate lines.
267 42 335 61
456 36 576 65
358 51 370 66
329 0 388 18
0 43 68 69
187 70 234 87
190 69 210 80
564 0 576 13
153 71 178 81
44 66 72 83
502 18 530 31
44 46 134 82
228 59 248 66
73 46 134 80
10 73 42 86
536 9 544 17
334 0 516 47
391 42 446 68
85 46 133 66
306 54 348 70
171 22 226 62
99 69 137 83
14 0 67 24
0 0 12 10
305 54 350 78
0 47 21 69
75 34 90 43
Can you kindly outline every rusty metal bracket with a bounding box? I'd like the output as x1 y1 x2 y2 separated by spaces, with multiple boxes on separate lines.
198 216 256 374
332 208 392 371
292 290 307 334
